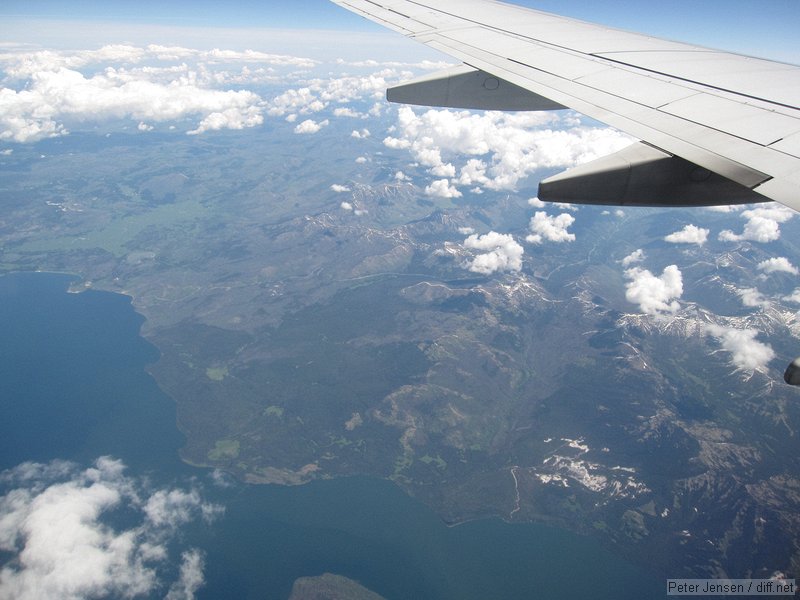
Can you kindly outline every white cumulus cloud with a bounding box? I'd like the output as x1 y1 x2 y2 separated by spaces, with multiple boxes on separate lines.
384 106 633 192
526 211 576 244
783 289 800 304
267 70 399 118
333 107 363 118
293 119 328 134
350 128 370 139
268 87 322 117
621 249 645 267
456 158 488 187
737 287 770 308
705 325 775 372
330 184 350 193
718 206 795 243
528 197 580 212
425 179 462 198
757 257 798 275
0 46 279 142
188 106 263 135
528 197 546 208
624 265 683 315
0 457 221 600
463 231 524 275
165 550 206 600
664 224 709 245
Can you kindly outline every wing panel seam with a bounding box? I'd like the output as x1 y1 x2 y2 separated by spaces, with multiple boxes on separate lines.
592 54 800 112
504 57 785 154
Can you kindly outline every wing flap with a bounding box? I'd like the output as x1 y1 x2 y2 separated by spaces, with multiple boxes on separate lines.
574 69 697 108
539 142 768 207
755 176 800 212
771 132 800 159
659 94 800 146
595 51 800 108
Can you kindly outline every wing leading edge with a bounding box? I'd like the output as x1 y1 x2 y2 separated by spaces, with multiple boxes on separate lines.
330 0 800 210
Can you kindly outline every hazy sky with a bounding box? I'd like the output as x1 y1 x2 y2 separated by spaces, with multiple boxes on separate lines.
2 0 799 62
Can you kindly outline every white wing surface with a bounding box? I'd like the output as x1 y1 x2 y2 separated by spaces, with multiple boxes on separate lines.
330 0 800 210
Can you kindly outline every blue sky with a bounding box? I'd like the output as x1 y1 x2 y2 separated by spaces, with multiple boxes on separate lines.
1 0 798 62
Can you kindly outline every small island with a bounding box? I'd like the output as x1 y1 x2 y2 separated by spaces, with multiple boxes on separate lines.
289 573 387 600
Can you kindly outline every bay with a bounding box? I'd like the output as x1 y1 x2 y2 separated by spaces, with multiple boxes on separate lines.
0 272 665 599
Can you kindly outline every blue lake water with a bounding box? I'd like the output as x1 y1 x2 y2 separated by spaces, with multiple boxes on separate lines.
0 272 666 599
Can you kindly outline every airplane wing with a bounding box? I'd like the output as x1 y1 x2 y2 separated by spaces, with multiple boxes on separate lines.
329 0 800 210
